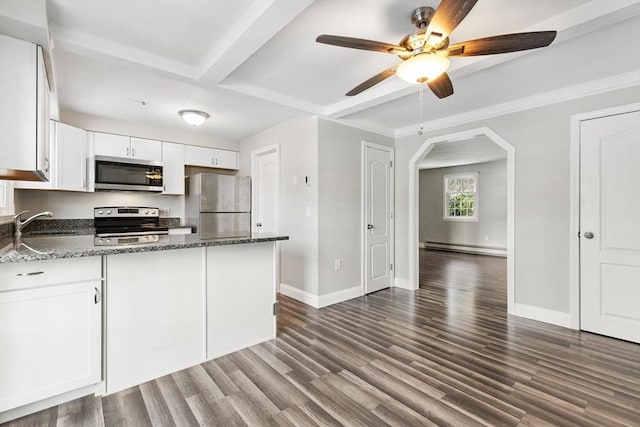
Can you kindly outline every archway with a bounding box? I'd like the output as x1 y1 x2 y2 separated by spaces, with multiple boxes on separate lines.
407 127 515 313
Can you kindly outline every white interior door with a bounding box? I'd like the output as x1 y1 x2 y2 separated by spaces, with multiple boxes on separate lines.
364 143 393 294
580 109 640 343
252 147 279 233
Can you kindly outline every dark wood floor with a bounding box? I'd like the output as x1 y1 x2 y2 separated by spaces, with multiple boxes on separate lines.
4 249 640 426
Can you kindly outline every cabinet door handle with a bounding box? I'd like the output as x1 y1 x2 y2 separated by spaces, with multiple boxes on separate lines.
16 271 44 277
94 287 101 304
131 148 135 157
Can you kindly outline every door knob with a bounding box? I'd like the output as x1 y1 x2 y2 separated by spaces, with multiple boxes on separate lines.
367 224 374 230
584 231 594 239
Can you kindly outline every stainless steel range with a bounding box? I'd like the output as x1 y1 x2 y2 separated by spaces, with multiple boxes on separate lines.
94 206 168 246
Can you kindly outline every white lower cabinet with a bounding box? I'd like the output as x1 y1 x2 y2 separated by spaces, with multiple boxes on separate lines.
0 257 102 413
206 242 276 359
105 248 205 394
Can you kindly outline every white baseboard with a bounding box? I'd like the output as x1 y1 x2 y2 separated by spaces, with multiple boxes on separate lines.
318 285 362 308
421 242 507 257
279 284 364 309
510 303 573 329
279 283 319 308
393 277 417 290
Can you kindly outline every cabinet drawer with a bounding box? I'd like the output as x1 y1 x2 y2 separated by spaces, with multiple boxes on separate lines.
0 256 102 292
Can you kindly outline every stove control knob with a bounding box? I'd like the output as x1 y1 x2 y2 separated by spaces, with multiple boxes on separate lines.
97 239 103 244
106 239 111 244
98 210 103 215
145 210 149 215
106 210 111 215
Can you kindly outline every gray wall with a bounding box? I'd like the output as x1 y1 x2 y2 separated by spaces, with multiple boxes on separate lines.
239 115 319 295
394 86 640 314
317 119 394 296
419 160 507 249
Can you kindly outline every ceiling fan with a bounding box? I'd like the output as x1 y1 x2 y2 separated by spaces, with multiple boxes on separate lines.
316 0 557 98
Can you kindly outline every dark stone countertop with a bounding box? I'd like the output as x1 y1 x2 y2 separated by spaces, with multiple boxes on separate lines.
0 233 288 264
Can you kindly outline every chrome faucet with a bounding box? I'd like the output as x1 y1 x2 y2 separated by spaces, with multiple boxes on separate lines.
13 210 54 238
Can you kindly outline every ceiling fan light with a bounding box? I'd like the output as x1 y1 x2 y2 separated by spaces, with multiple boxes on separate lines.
396 53 450 84
179 109 209 126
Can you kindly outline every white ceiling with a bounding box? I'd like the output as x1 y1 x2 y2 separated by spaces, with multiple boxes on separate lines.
46 0 640 141
419 135 506 169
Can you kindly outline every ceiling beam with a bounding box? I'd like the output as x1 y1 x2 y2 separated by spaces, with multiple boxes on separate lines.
197 0 314 86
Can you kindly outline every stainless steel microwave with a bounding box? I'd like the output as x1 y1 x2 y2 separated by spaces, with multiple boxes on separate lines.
94 156 163 192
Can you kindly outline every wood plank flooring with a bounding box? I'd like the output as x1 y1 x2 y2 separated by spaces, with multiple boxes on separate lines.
4 249 640 426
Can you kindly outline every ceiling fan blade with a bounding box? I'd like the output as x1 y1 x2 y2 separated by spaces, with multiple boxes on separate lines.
346 67 396 96
446 31 557 56
316 35 407 55
427 73 454 99
428 0 478 40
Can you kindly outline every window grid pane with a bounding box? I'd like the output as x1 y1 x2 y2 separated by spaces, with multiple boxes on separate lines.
444 173 477 219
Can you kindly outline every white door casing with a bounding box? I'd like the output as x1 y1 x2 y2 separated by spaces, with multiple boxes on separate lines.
251 145 279 233
579 109 640 343
363 142 394 294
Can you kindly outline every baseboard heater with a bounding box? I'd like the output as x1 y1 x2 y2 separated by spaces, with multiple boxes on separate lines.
421 241 507 257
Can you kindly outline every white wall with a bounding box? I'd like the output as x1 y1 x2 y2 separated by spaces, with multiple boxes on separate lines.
317 119 394 296
240 115 319 295
14 112 241 220
419 160 507 249
395 86 640 314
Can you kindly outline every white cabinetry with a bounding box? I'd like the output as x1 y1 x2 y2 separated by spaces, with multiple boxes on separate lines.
16 121 88 191
184 145 239 170
105 248 205 394
94 133 161 162
0 257 102 412
206 242 276 359
0 35 50 181
161 141 185 195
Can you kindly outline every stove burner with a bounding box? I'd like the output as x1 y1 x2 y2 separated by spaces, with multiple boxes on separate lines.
94 206 168 243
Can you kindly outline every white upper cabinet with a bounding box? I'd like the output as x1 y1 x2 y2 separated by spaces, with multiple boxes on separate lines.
162 141 185 195
184 145 214 168
94 133 161 162
130 137 162 161
0 35 51 181
214 149 239 170
184 145 239 170
56 123 88 191
16 121 88 192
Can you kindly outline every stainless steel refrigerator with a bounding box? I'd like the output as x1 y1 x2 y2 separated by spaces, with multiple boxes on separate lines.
186 173 251 238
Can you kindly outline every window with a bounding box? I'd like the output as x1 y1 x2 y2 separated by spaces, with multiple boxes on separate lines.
443 172 478 221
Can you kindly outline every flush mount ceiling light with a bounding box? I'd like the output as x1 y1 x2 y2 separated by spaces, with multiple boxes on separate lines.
395 53 450 84
178 109 209 126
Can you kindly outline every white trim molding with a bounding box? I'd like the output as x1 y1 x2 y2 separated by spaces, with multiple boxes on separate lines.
511 303 572 329
279 284 363 309
393 278 412 290
568 102 640 330
318 286 362 308
279 283 318 308
396 71 640 138
408 127 515 310
421 242 507 257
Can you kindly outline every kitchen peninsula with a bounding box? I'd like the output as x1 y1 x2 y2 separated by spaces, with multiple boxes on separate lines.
0 231 288 421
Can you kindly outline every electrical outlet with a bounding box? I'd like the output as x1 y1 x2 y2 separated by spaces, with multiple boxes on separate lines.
334 259 341 270
161 207 170 216
305 206 311 217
